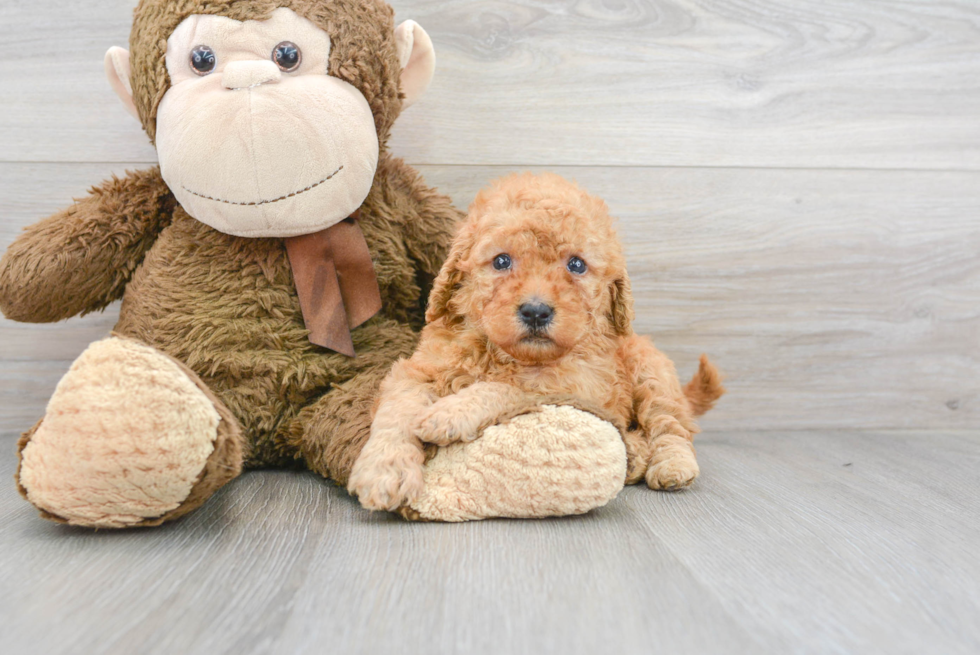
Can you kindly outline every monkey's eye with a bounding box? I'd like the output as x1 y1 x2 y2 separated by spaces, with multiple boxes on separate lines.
567 256 588 275
273 42 302 71
189 45 216 75
492 254 512 271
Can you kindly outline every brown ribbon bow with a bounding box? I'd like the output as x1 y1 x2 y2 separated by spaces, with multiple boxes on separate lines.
284 212 382 357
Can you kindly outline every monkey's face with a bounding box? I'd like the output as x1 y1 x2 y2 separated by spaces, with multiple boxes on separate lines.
151 8 376 238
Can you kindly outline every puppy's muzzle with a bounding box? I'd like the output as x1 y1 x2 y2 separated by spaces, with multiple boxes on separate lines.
518 301 554 331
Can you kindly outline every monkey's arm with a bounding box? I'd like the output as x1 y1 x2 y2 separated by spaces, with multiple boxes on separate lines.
380 157 463 281
0 167 175 323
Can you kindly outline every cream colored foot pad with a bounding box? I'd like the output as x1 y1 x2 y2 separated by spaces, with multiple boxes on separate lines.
19 337 221 528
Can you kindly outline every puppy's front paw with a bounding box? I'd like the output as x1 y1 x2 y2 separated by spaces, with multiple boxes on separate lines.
645 438 699 491
413 395 485 446
348 448 425 512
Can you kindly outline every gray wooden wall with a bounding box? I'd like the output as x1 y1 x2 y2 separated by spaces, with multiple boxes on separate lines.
2 0 978 434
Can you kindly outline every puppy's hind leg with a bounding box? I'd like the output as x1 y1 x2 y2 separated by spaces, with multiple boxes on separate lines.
644 417 700 491
625 337 702 491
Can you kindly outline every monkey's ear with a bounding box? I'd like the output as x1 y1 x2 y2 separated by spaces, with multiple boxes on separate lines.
104 47 140 121
394 20 436 109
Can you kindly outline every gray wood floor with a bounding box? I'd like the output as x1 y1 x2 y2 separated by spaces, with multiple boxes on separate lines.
2 0 979 653
2 430 978 654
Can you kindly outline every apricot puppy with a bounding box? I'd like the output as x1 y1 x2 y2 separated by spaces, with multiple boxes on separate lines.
349 172 724 512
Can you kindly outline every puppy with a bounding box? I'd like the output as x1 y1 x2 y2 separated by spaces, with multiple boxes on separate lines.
349 172 724 512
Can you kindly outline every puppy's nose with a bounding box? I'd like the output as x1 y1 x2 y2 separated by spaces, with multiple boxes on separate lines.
519 301 554 329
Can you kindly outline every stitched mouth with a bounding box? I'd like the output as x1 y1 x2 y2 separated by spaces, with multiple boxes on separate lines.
181 165 343 206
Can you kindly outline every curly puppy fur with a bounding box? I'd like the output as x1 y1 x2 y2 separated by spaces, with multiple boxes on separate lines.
349 172 724 512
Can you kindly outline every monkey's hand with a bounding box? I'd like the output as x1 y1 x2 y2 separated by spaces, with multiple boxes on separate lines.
0 167 174 323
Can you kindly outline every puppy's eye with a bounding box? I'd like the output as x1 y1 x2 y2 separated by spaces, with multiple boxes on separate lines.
273 41 302 71
189 45 217 75
492 254 512 271
567 256 588 275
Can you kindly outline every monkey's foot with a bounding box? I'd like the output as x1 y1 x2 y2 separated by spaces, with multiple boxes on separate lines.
406 405 627 522
16 337 243 528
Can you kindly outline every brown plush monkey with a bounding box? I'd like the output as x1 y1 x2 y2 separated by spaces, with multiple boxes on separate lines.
0 0 462 527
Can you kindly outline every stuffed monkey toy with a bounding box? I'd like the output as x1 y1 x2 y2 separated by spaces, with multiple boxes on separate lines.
1 0 634 527
0 0 465 527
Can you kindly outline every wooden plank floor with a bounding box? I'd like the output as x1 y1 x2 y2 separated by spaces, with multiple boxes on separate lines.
2 164 978 432
3 0 980 169
1 430 978 654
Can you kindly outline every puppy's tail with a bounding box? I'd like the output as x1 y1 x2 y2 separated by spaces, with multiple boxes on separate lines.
684 354 725 417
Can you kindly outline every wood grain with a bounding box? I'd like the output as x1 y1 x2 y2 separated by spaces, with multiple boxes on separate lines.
3 163 977 432
1 1 979 169
422 165 980 432
1 429 978 654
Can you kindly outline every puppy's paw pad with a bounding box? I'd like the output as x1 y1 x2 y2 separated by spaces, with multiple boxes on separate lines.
349 454 425 512
645 456 699 491
413 397 483 445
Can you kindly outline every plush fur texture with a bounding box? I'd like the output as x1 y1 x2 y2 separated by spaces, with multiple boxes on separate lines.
0 168 176 323
155 9 383 237
110 156 457 470
408 404 627 522
130 0 404 145
18 337 223 528
349 173 725 516
0 0 461 527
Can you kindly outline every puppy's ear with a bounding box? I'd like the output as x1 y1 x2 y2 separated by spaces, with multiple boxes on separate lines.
425 255 463 323
425 227 473 323
609 274 635 336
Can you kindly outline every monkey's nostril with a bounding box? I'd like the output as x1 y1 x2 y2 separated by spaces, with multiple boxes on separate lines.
222 60 282 90
518 302 554 328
